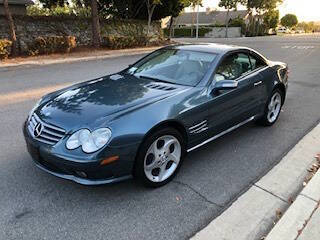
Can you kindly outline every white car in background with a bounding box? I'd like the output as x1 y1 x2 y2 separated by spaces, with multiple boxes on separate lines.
277 27 290 34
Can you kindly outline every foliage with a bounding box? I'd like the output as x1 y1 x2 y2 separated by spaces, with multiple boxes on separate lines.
244 0 282 37
38 0 66 8
246 0 283 13
0 39 12 59
229 17 246 34
263 9 279 30
297 22 316 33
27 1 91 17
28 36 77 55
281 14 298 28
102 35 150 49
163 27 211 37
218 0 241 10
35 0 200 22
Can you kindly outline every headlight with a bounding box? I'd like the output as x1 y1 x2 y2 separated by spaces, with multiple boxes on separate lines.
66 128 112 153
28 98 42 121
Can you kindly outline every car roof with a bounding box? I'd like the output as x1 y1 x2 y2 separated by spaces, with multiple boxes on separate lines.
164 43 251 55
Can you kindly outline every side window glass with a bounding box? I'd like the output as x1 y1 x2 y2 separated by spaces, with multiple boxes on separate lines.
249 54 267 70
215 53 251 81
235 53 252 76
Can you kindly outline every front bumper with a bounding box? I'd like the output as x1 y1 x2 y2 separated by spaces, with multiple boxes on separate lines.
23 121 138 185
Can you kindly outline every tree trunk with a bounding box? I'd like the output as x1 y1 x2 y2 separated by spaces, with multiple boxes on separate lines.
3 0 17 56
147 4 156 35
91 0 101 47
168 16 174 39
225 8 230 38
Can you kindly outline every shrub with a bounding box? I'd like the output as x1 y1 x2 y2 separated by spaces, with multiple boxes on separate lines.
0 39 12 60
102 35 150 49
28 36 76 55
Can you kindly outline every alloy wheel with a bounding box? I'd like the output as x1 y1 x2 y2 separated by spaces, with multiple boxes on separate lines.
144 135 181 183
267 92 282 123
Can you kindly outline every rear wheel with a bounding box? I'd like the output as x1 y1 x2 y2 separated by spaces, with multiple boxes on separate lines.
256 89 283 126
134 128 185 187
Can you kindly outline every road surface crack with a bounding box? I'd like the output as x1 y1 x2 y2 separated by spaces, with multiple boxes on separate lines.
173 180 223 208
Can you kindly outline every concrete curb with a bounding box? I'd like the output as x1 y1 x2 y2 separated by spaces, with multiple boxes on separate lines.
265 168 320 240
191 123 320 240
0 47 160 69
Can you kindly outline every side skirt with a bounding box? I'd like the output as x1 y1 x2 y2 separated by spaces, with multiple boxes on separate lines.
187 116 255 153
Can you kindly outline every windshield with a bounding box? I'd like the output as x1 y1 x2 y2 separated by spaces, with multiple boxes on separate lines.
127 49 217 86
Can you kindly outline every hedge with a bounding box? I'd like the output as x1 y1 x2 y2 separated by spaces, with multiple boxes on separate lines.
0 39 12 59
102 35 150 49
163 28 211 38
28 36 76 55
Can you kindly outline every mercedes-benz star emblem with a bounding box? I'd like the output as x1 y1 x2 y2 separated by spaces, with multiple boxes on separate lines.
33 122 43 138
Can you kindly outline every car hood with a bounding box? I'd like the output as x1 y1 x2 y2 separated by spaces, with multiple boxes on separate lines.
37 74 184 132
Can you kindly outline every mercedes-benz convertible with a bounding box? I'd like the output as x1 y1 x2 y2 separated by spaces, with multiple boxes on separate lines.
23 44 289 187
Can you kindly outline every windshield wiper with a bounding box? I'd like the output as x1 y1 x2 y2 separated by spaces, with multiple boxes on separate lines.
137 75 174 85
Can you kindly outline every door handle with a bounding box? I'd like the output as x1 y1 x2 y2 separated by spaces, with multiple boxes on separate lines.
254 81 262 86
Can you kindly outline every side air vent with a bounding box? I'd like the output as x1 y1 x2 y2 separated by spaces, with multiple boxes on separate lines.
146 83 176 91
189 120 208 134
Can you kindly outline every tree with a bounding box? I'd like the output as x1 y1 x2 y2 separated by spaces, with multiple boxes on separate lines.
39 0 66 8
281 14 298 29
91 0 101 47
164 0 187 39
245 0 283 36
3 0 17 56
145 0 162 34
219 0 242 38
264 9 279 31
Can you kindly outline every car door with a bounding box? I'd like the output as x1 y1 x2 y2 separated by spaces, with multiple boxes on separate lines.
206 51 263 137
248 52 269 111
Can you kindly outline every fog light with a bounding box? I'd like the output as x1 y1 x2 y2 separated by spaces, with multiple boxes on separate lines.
100 155 119 166
75 171 87 178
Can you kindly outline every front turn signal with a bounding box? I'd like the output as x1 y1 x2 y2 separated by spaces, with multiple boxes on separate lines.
100 155 119 166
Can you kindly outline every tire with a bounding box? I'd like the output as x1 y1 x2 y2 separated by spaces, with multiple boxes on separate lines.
256 88 284 126
134 127 186 187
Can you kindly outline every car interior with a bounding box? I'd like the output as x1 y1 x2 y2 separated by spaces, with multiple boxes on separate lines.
133 50 217 86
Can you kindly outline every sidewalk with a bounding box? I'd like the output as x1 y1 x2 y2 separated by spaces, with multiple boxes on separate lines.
0 46 161 69
192 123 320 240
265 155 320 240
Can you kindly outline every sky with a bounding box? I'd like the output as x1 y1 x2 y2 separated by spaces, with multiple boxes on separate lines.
188 0 320 22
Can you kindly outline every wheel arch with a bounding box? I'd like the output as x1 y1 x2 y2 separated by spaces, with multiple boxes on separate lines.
273 83 286 104
132 120 188 175
141 120 188 149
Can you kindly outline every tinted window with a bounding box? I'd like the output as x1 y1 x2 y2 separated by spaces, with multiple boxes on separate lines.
215 53 252 81
128 49 217 86
249 54 267 70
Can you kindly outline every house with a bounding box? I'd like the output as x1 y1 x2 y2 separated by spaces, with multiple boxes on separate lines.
169 10 249 28
0 0 33 16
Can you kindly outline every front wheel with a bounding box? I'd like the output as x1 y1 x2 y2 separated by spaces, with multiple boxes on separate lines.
256 89 283 126
134 128 185 187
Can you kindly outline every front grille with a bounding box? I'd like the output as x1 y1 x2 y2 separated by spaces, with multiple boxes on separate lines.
27 113 65 145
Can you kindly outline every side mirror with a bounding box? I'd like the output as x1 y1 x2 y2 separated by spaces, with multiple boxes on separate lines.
214 80 238 90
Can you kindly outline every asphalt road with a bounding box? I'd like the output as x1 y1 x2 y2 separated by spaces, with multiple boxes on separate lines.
1 34 320 240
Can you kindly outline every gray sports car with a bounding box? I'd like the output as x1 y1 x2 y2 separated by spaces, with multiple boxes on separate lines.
23 44 289 187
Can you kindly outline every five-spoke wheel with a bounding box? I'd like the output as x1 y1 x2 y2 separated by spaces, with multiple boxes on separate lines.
144 135 181 183
134 128 185 187
256 88 284 126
